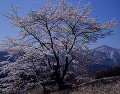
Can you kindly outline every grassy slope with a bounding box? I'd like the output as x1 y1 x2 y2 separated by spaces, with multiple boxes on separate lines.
70 77 120 94
28 76 120 94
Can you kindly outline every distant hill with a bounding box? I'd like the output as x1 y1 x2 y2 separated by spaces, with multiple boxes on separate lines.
0 51 9 62
0 51 14 62
93 45 120 53
0 45 120 73
90 45 120 72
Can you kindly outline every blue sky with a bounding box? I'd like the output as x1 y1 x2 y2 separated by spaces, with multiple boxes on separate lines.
0 0 120 49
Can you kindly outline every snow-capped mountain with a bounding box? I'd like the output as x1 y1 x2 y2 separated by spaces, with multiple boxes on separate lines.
90 45 120 72
93 45 120 59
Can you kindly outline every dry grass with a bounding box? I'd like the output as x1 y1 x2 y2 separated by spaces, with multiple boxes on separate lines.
70 82 120 94
28 76 120 94
53 76 120 94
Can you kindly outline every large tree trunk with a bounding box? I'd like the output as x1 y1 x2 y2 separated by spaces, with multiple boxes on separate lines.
52 56 69 90
58 56 69 90
58 77 64 90
53 67 64 90
41 83 48 94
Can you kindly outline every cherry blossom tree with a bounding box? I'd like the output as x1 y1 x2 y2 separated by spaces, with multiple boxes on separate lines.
0 0 118 91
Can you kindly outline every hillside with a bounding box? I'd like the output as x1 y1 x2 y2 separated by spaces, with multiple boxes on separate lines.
90 45 120 72
0 45 120 93
69 76 120 94
27 76 120 94
1 45 120 77
0 51 14 62
0 51 9 61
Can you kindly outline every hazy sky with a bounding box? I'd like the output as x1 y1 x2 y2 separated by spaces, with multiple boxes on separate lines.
0 0 120 49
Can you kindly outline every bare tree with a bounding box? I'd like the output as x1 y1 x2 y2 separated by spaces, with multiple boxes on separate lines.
1 0 118 91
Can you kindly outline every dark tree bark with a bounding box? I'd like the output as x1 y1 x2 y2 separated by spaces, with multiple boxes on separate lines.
41 83 48 94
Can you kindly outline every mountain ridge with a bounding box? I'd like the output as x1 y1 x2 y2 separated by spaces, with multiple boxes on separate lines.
93 45 120 53
0 45 120 72
90 45 120 72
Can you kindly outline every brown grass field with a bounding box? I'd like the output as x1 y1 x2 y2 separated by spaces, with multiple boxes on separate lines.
27 76 120 94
